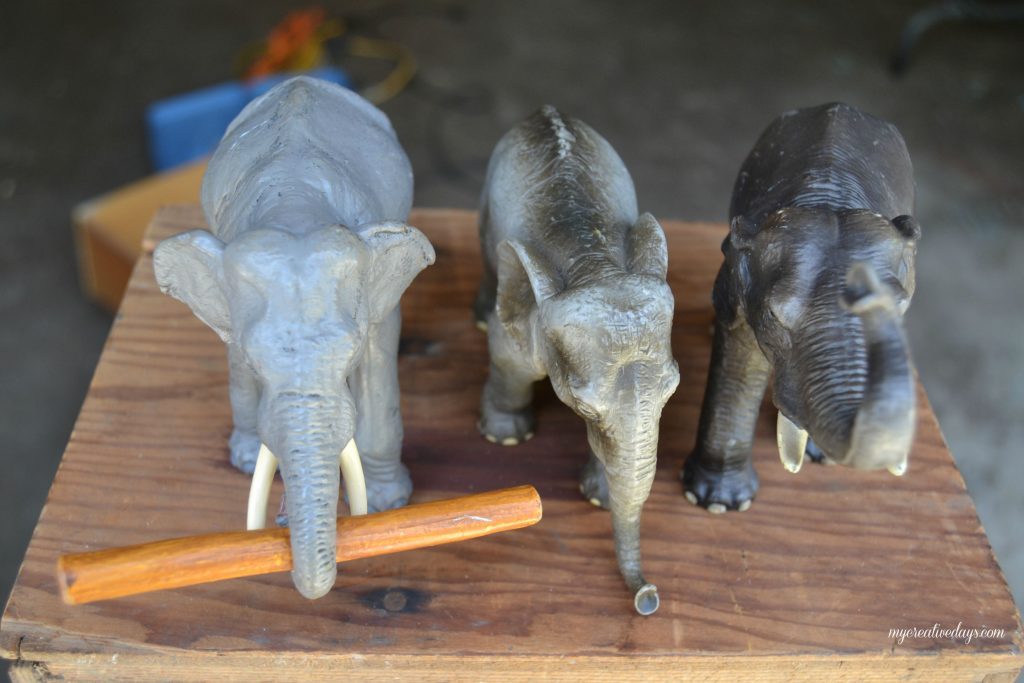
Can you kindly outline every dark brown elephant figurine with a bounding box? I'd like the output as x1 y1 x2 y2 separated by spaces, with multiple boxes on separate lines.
684 102 921 513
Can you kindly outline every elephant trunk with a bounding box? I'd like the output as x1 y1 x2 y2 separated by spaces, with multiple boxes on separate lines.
839 263 916 471
608 470 659 616
591 418 660 616
270 394 349 600
795 263 915 473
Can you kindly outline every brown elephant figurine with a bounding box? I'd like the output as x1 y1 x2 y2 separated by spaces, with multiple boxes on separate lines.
475 106 680 615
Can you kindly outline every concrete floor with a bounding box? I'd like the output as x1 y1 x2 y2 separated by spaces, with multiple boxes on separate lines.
1 0 1022 665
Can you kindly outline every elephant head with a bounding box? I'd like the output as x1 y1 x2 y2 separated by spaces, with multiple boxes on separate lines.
725 206 920 474
495 213 680 614
154 222 434 599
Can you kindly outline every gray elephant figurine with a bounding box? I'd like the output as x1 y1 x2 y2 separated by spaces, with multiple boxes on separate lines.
683 102 921 513
475 107 680 615
153 77 435 599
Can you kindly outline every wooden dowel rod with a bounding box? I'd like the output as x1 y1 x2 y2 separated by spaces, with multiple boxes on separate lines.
57 485 542 605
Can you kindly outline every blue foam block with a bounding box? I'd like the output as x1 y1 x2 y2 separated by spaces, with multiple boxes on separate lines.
146 66 352 171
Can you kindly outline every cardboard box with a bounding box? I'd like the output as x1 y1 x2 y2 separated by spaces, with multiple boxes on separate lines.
73 160 206 311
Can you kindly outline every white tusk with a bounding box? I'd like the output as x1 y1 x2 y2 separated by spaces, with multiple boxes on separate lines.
777 412 808 474
888 459 908 476
247 444 278 530
340 438 368 516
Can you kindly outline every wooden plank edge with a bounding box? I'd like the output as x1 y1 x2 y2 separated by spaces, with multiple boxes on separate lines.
3 648 1022 682
913 388 1024 642
0 628 20 662
0 232 164 661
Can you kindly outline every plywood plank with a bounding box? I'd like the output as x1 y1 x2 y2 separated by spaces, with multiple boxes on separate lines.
2 206 1020 681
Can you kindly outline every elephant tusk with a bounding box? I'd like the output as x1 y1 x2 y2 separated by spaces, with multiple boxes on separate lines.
246 444 278 530
777 411 808 474
340 439 368 516
888 458 908 476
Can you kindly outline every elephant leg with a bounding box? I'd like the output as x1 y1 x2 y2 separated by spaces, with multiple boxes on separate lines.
473 203 498 331
580 450 610 509
682 318 770 512
473 261 498 332
350 306 412 513
478 310 543 445
805 439 834 464
227 343 261 473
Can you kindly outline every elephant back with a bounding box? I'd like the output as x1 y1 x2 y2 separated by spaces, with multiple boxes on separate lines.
731 103 914 226
201 77 413 242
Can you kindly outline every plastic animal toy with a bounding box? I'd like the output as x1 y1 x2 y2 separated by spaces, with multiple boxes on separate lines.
153 77 434 598
684 102 921 513
475 106 680 615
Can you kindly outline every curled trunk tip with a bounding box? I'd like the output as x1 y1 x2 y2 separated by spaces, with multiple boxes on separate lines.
842 262 896 314
634 583 660 616
608 470 658 616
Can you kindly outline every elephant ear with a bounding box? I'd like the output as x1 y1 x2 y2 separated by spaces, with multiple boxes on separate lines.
360 222 436 321
626 212 668 280
495 240 562 349
153 229 232 342
712 215 757 325
892 215 921 242
727 215 758 252
891 214 921 307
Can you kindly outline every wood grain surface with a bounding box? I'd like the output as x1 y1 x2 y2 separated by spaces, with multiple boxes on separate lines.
2 206 1021 681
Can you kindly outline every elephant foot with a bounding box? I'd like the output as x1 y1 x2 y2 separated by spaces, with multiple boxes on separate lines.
229 428 261 474
362 463 414 513
579 453 610 509
681 453 758 513
478 403 535 446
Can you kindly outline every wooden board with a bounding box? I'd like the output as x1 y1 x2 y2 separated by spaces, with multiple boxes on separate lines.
2 206 1021 681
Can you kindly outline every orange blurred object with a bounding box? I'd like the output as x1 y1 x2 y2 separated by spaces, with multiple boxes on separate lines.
244 7 343 80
